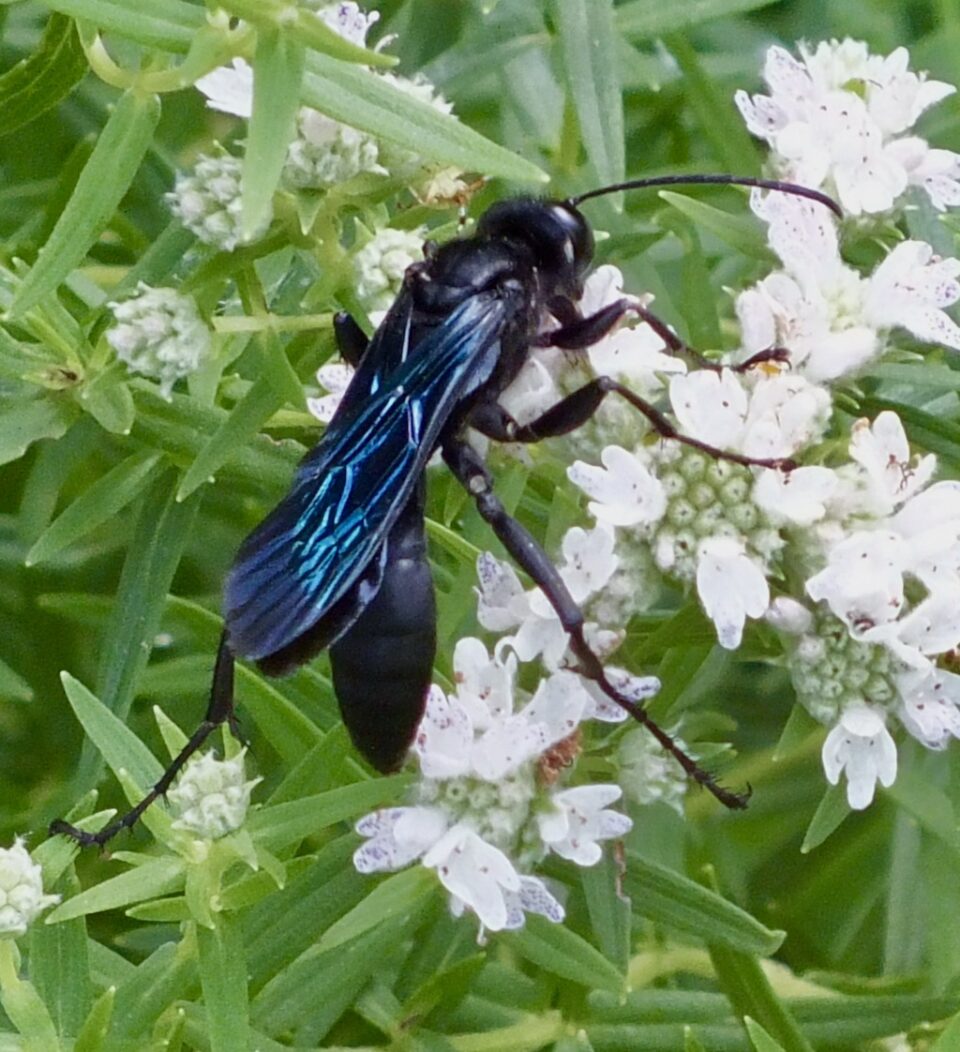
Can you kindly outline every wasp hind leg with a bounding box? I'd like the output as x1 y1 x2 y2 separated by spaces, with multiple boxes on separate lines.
50 633 239 847
442 438 748 811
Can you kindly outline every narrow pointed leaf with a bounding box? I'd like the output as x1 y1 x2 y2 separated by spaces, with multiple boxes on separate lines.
623 856 784 955
197 915 250 1052
248 776 412 851
707 943 814 1052
746 1018 788 1052
661 34 759 176
9 88 161 317
47 857 185 921
0 13 88 137
243 29 305 239
29 868 91 1036
0 396 75 465
660 191 769 258
505 915 625 993
73 987 115 1052
177 364 290 500
59 672 164 789
43 0 202 51
303 54 546 184
317 866 436 952
801 784 850 853
553 0 624 188
617 0 782 36
27 451 162 565
0 964 60 1052
0 657 32 702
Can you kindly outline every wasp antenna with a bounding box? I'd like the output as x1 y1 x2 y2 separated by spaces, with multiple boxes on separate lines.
568 174 843 220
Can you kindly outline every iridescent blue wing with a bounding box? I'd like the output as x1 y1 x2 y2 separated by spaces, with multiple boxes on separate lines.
225 292 505 662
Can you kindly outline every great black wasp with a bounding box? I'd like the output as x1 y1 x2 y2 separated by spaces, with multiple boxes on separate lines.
52 173 840 846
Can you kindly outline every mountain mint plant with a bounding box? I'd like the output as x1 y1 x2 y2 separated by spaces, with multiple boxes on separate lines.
5 3 960 1047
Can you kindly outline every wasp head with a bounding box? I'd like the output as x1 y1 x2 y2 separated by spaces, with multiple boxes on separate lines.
476 198 594 299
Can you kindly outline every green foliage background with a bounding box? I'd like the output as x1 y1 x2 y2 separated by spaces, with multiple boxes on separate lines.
1 0 960 1049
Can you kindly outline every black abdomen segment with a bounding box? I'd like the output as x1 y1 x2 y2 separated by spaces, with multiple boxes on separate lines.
329 487 436 772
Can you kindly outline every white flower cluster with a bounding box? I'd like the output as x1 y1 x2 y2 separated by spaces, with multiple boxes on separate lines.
189 2 463 226
737 193 960 382
475 39 960 814
0 839 59 938
167 151 270 253
106 283 212 398
354 638 633 935
168 751 261 841
736 39 960 215
352 227 427 314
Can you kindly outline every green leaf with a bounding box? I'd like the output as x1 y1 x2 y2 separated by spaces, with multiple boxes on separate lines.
792 995 960 1045
616 0 783 36
580 854 631 974
197 914 251 1052
661 34 759 176
0 13 88 138
317 866 436 952
47 856 186 921
0 950 60 1052
0 395 75 466
0 656 32 702
248 776 411 851
8 88 161 318
59 672 164 791
131 382 302 489
553 0 624 189
623 856 784 955
746 1018 788 1052
504 915 625 994
177 362 292 500
26 451 163 566
80 472 199 790
708 943 814 1052
78 368 136 435
43 0 202 52
109 940 199 1043
242 836 368 988
73 986 115 1052
243 28 305 240
302 54 546 184
28 868 91 1037
931 1007 960 1050
801 784 850 853
660 191 769 258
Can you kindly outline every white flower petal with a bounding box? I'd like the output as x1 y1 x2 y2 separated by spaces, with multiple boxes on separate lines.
821 703 897 810
414 686 472 779
696 537 769 649
669 370 747 449
568 446 666 527
424 826 520 932
753 466 837 525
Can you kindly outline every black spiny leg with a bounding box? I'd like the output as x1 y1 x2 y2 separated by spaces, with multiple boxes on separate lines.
443 439 748 810
470 378 794 471
334 311 370 366
541 296 792 375
50 632 239 847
